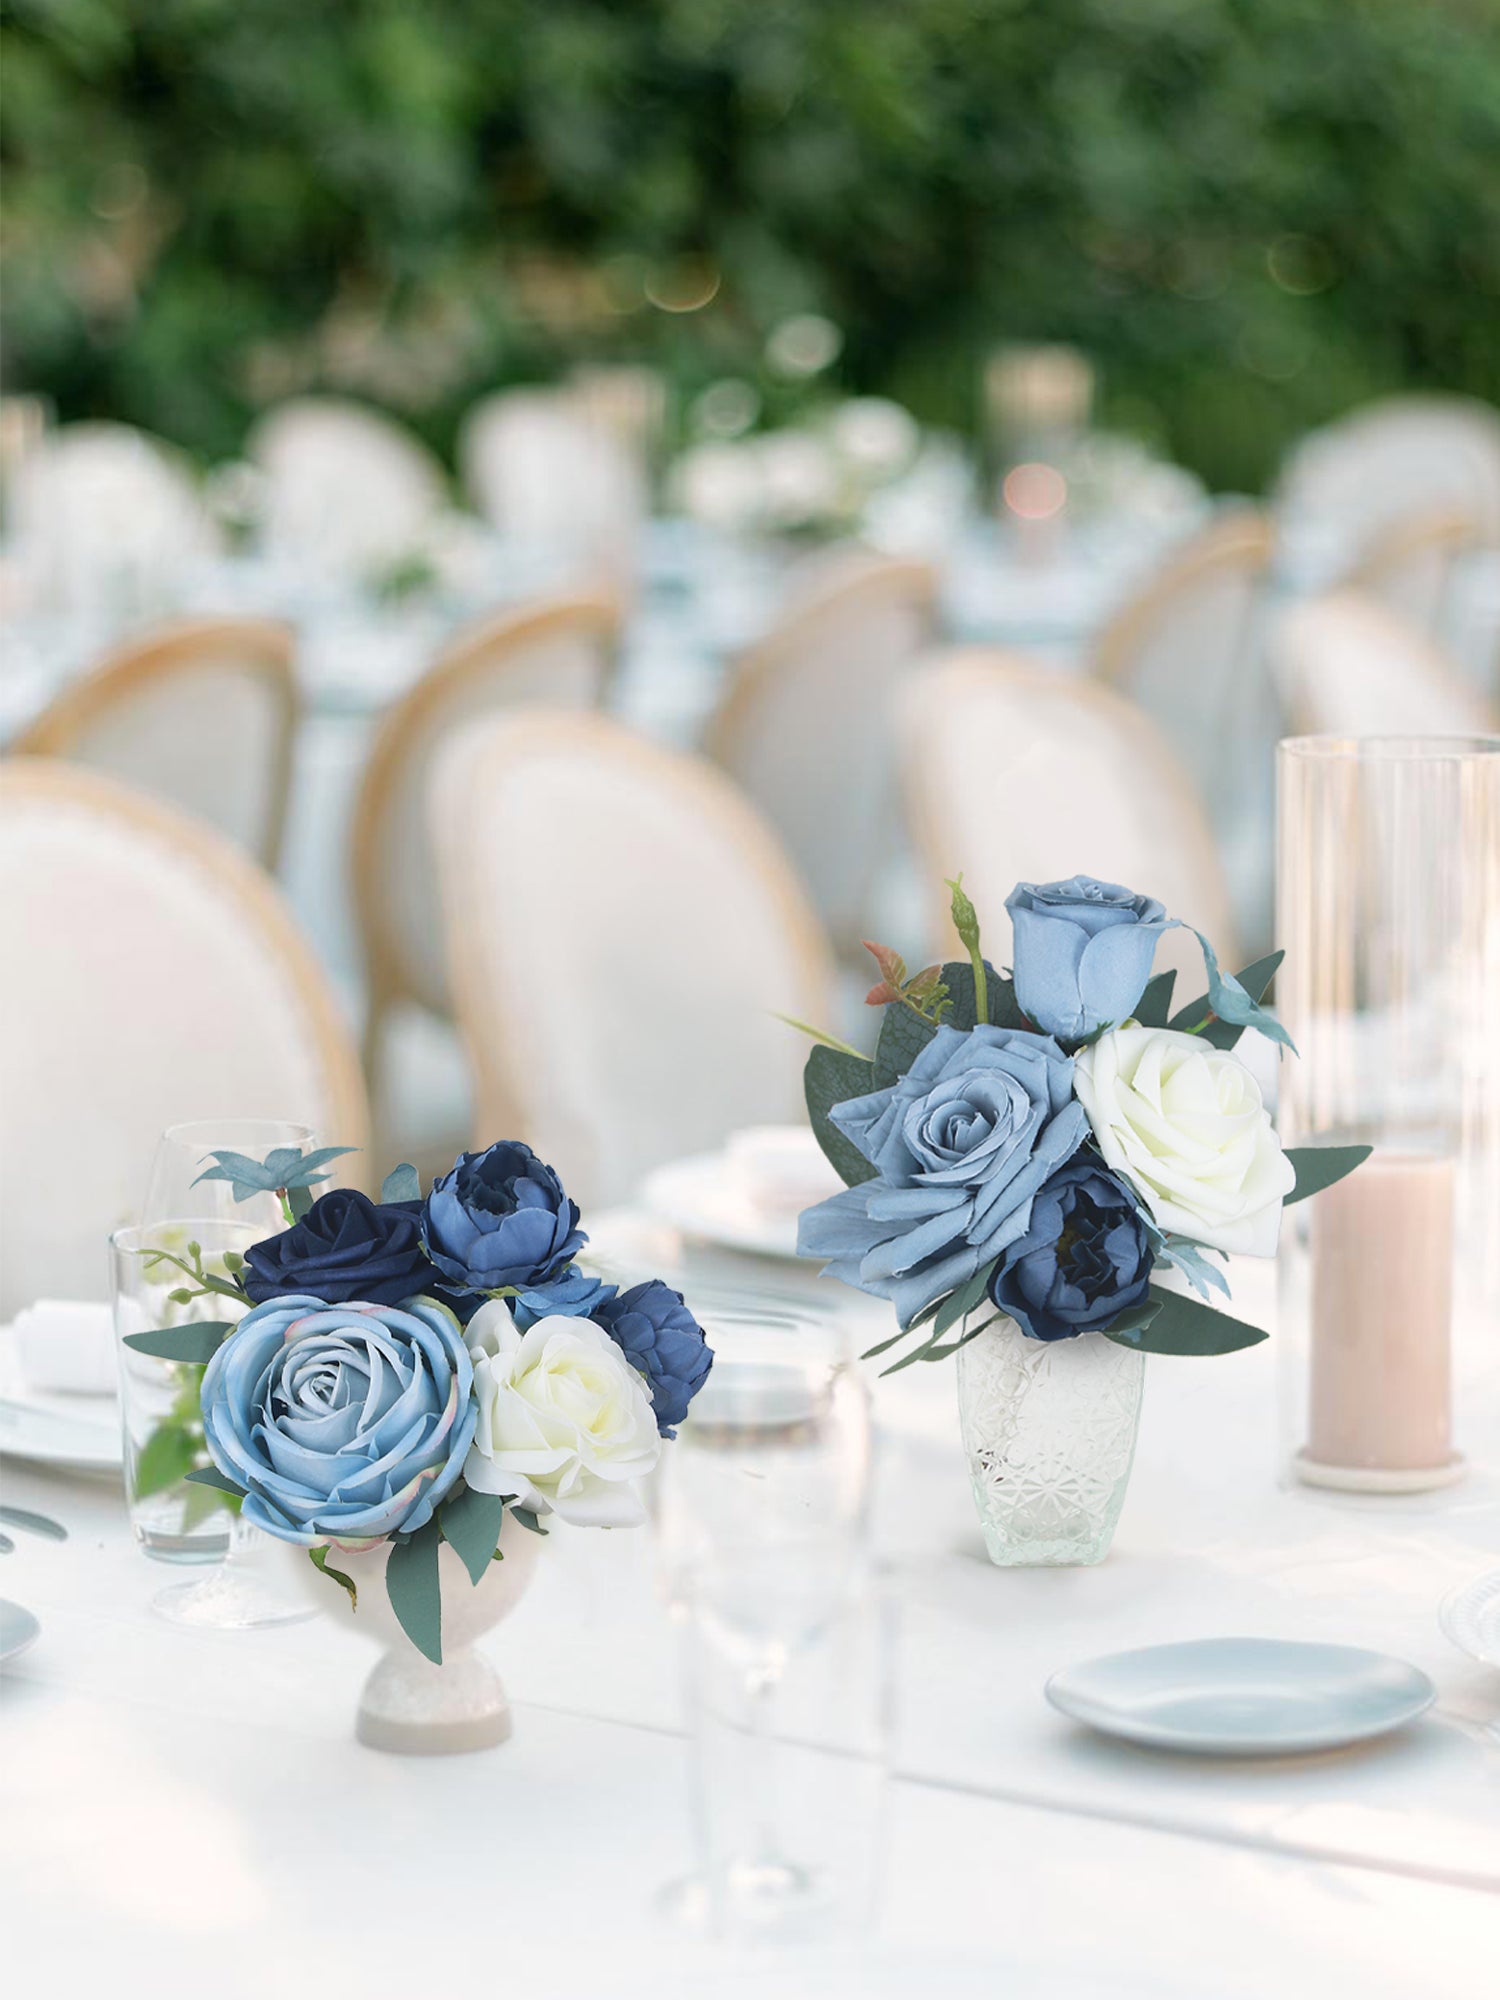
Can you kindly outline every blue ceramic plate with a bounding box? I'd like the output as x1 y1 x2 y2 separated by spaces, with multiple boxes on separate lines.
1046 1637 1435 1755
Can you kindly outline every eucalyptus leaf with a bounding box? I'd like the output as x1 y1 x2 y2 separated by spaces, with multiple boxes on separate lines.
1284 1143 1373 1205
1134 969 1177 1028
930 1258 999 1340
123 1321 237 1365
440 1485 507 1586
183 1464 245 1498
310 1544 358 1610
874 1003 937 1087
510 1508 549 1536
804 1045 878 1189
386 1517 444 1663
941 961 1027 1033
1102 1285 1267 1356
1170 949 1286 1050
381 1162 423 1205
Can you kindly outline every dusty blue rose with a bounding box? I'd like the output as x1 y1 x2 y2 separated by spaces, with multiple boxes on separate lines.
422 1143 584 1299
990 1156 1153 1341
798 1023 1088 1327
1005 876 1170 1043
597 1281 712 1436
200 1294 476 1547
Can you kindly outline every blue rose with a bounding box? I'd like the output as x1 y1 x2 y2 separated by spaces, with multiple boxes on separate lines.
990 1156 1153 1341
597 1281 712 1436
511 1266 618 1332
798 1023 1089 1327
201 1294 476 1546
243 1188 436 1306
423 1143 584 1299
1005 876 1171 1043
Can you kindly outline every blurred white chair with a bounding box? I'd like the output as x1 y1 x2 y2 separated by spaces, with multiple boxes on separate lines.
1092 507 1276 949
0 762 368 1315
458 388 646 579
352 592 621 1141
899 649 1238 993
1271 590 1499 738
9 421 218 618
705 551 940 957
1341 503 1495 640
430 711 835 1209
249 397 447 580
1275 394 1500 586
11 617 298 870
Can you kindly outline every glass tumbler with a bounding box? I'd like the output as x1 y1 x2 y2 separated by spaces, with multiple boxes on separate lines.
1275 735 1500 1493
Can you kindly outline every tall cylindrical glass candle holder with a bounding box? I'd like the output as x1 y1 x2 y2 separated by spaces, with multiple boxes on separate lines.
1276 736 1500 1493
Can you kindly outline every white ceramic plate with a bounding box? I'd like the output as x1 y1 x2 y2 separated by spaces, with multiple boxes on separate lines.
1440 1570 1500 1670
1046 1637 1435 1756
0 1598 41 1663
643 1152 815 1262
0 1324 121 1475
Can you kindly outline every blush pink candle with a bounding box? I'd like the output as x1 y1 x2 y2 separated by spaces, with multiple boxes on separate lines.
1305 1151 1456 1482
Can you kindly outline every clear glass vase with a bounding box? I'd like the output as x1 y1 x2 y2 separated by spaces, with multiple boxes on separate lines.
956 1316 1144 1566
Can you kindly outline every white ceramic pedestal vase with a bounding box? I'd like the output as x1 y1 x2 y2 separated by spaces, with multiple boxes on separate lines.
956 1316 1144 1566
288 1509 543 1753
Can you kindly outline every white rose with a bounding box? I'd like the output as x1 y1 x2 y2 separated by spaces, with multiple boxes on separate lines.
463 1303 661 1527
1073 1025 1295 1257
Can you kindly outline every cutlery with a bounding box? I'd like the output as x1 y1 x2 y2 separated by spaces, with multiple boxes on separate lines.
0 1505 67 1542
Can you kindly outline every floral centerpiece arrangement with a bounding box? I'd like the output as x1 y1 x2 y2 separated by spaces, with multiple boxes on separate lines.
125 1141 712 1662
795 875 1368 1564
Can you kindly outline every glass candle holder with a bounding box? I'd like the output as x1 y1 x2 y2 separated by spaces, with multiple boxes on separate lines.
1276 736 1500 1493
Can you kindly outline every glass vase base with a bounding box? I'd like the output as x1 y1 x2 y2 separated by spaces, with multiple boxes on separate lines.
969 1498 1118 1567
1293 1449 1467 1496
152 1566 317 1630
657 1860 829 1942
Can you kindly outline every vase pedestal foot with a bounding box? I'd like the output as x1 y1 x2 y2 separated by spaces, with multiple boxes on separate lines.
355 1644 512 1755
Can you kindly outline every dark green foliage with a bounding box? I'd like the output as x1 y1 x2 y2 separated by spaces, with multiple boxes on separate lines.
2 2 1496 488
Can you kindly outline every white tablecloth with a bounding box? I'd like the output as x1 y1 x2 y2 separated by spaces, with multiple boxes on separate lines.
2 1221 1497 1996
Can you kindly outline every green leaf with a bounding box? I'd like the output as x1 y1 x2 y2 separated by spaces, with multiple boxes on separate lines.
183 1464 245 1497
278 1145 358 1186
859 1323 915 1361
1284 1143 1373 1205
1097 1297 1162 1338
310 1544 358 1610
181 1478 232 1531
942 961 1028 1033
123 1321 237 1364
439 1485 507 1586
381 1162 423 1204
131 1423 199 1500
804 1045 878 1189
509 1508 548 1536
1134 970 1177 1028
287 1183 315 1221
930 1257 999 1339
1102 1285 1267 1356
775 1013 865 1058
1170 949 1285 1050
386 1518 443 1663
874 1002 937 1086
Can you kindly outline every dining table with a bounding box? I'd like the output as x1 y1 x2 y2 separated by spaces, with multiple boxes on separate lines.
1 1195 1496 2000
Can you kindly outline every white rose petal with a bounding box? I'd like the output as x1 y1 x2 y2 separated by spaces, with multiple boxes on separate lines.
463 1302 661 1527
1073 1025 1295 1257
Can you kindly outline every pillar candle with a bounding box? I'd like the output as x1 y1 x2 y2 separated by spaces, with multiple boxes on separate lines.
1306 1150 1455 1474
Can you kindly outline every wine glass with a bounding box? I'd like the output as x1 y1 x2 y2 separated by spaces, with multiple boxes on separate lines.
141 1119 316 1234
654 1299 873 1936
115 1117 325 1630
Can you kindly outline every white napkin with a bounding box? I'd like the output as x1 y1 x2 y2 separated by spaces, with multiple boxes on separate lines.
11 1299 117 1396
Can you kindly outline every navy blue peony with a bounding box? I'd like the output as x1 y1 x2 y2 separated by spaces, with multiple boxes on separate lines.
598 1281 712 1436
798 1022 1088 1328
243 1188 436 1306
422 1143 584 1299
1005 876 1170 1044
990 1156 1153 1341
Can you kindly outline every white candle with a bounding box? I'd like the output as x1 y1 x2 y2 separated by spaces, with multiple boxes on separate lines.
1306 1150 1455 1476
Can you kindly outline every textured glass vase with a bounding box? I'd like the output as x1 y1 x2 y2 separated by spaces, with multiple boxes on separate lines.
956 1316 1145 1566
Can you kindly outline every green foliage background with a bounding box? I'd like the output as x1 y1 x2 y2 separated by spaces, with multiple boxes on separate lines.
3 0 1498 490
